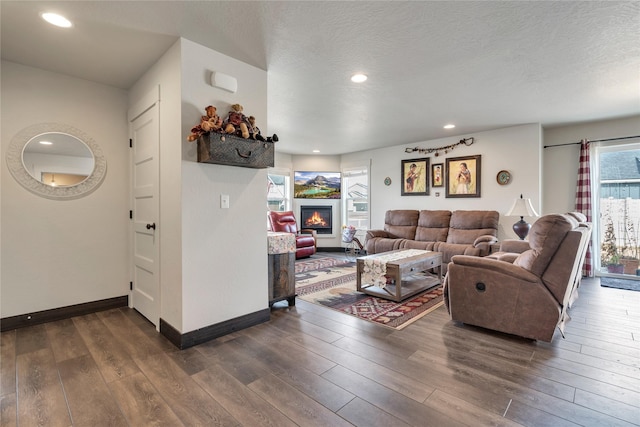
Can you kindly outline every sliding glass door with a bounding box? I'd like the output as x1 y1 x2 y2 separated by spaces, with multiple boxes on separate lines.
595 142 640 278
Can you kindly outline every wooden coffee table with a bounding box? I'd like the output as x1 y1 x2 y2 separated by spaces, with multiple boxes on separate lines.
356 249 442 302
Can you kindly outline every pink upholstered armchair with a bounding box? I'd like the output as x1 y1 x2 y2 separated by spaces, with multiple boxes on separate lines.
267 211 317 259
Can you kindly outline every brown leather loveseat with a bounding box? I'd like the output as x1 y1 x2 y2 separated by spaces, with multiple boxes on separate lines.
365 210 499 272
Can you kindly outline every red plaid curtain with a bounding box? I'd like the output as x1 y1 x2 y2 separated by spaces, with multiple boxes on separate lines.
575 139 593 277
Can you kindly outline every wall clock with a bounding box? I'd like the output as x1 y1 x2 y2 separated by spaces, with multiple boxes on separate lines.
384 177 392 186
496 170 511 185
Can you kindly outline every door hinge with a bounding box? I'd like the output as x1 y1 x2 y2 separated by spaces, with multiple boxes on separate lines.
129 210 133 219
129 138 133 148
130 281 133 291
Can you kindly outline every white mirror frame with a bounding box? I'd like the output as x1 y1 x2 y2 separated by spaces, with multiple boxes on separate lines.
6 123 107 200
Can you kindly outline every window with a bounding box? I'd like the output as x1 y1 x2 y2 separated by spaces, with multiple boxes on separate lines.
267 171 290 212
342 166 369 230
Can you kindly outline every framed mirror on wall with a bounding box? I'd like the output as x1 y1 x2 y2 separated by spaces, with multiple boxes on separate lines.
6 123 107 200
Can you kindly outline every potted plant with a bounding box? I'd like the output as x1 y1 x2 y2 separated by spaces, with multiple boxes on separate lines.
620 247 639 275
607 254 624 274
620 206 639 275
601 214 623 273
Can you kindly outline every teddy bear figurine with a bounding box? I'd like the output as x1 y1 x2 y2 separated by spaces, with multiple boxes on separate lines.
248 115 279 143
200 105 223 133
223 104 251 138
187 105 223 142
247 116 265 141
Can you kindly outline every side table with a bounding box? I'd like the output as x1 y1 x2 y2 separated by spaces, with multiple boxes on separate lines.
267 232 296 307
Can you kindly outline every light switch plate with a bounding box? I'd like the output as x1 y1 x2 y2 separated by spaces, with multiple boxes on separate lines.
221 194 230 209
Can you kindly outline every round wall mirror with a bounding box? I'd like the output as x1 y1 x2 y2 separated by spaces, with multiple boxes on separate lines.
22 132 95 187
6 123 107 200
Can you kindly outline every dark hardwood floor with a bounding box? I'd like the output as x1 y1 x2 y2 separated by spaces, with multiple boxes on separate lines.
1 265 639 426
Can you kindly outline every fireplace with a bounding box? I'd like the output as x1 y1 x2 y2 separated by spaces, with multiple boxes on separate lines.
300 206 332 234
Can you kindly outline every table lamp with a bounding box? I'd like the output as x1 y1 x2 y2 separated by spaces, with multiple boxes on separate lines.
506 194 539 240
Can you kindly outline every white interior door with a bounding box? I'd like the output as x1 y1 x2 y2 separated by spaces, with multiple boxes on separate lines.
130 95 160 327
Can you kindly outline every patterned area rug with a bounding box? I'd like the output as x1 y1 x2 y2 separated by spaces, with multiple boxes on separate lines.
295 255 351 274
600 277 640 291
295 261 444 329
295 262 357 295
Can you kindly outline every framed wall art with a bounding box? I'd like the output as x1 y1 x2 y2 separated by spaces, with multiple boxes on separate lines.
445 155 481 198
294 171 341 199
431 163 444 187
401 158 429 196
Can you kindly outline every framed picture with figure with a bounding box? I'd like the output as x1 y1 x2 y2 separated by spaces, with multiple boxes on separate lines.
401 158 429 196
431 163 444 187
446 155 481 198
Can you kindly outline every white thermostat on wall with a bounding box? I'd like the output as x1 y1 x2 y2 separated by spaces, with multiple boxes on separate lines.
210 71 238 93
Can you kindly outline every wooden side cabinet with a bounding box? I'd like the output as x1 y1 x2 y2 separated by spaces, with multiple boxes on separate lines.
268 253 295 307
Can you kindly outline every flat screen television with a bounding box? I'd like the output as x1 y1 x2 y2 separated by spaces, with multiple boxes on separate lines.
294 171 341 199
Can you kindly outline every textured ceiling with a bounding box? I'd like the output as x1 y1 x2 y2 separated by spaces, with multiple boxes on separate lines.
2 1 639 155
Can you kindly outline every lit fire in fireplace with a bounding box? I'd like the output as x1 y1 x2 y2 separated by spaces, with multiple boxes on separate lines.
305 211 328 227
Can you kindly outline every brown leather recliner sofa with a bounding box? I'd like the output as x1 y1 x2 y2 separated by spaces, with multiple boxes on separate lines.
365 210 499 272
443 213 592 342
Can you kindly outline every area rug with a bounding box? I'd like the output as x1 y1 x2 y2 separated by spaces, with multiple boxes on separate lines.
600 277 640 291
296 263 357 295
295 263 443 329
295 255 351 274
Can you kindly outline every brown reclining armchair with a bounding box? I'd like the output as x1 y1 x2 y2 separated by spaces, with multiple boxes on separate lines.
443 213 592 342
267 211 317 259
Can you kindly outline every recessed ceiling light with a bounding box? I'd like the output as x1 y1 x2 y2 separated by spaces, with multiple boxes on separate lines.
312 149 320 153
41 12 72 28
39 141 53 145
351 74 367 83
444 124 456 129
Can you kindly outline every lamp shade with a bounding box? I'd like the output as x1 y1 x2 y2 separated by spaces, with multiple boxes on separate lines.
506 195 538 240
506 195 539 218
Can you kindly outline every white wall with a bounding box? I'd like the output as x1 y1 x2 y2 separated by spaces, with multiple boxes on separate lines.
179 39 269 333
341 124 543 241
129 38 270 334
1 61 129 317
274 152 293 171
128 40 184 330
543 115 640 215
